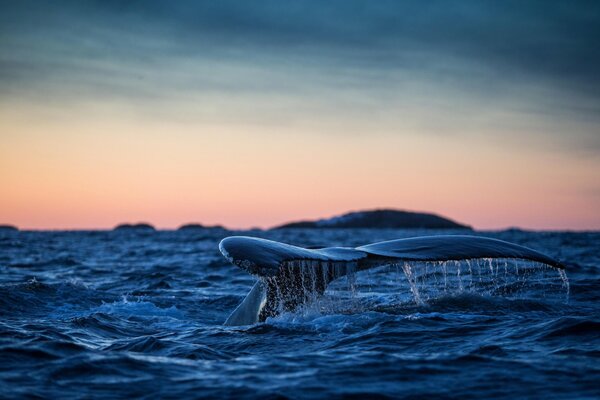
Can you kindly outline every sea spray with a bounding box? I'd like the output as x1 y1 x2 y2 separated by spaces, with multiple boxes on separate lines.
326 258 570 308
257 256 570 323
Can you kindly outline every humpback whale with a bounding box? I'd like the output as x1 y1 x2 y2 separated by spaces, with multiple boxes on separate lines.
219 235 566 326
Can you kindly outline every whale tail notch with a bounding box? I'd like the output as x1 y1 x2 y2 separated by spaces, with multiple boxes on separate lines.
219 235 566 326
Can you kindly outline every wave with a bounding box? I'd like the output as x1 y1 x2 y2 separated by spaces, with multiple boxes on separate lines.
0 279 99 317
92 298 184 319
8 256 80 269
539 317 600 339
0 230 597 399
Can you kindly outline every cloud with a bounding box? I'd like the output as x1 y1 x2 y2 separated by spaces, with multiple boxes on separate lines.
76 1 600 94
0 0 599 146
2 1 599 84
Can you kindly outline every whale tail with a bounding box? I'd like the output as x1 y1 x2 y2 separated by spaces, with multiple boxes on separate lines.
219 235 566 326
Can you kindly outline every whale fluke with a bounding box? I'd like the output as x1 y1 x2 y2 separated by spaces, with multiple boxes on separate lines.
219 236 366 277
356 235 564 269
219 235 566 325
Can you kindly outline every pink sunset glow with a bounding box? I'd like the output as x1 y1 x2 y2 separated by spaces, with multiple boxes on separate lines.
1 2 599 231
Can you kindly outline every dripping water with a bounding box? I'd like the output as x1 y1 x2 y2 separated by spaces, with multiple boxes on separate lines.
263 257 570 321
400 263 423 305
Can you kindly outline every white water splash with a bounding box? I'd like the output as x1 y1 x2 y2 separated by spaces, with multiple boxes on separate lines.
264 257 570 322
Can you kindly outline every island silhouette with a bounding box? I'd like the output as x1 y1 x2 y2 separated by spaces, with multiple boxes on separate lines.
2 209 472 232
113 223 156 231
274 209 471 230
178 223 225 231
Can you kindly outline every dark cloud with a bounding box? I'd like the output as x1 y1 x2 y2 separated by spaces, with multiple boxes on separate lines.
1 0 599 114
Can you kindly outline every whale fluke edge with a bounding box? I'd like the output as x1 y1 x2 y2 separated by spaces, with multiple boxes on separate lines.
219 235 566 326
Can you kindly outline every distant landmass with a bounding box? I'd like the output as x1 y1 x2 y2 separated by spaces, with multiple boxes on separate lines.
274 209 472 230
0 224 18 232
178 223 225 231
109 210 470 232
113 223 156 231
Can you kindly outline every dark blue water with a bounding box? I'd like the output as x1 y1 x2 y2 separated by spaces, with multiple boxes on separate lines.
1 229 598 399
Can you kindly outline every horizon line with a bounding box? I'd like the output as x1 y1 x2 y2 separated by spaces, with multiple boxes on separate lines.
1 225 598 233
2 208 598 232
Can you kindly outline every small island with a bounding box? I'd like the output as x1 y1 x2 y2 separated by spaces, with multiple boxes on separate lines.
178 223 225 231
274 209 471 230
0 224 18 232
113 223 156 231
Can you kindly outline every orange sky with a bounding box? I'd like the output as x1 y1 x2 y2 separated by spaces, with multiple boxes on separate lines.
1 2 599 230
1 98 599 230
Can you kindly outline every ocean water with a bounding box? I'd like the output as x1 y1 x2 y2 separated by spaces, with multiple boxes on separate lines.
0 229 598 399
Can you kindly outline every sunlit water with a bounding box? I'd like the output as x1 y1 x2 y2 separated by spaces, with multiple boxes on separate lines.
0 229 598 399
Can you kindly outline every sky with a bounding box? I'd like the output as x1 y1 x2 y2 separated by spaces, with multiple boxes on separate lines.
1 0 599 230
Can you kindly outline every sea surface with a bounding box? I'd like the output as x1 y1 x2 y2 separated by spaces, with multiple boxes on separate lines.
0 229 598 399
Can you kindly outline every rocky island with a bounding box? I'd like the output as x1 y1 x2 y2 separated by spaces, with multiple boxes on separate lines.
178 223 225 231
274 209 471 230
113 223 156 231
